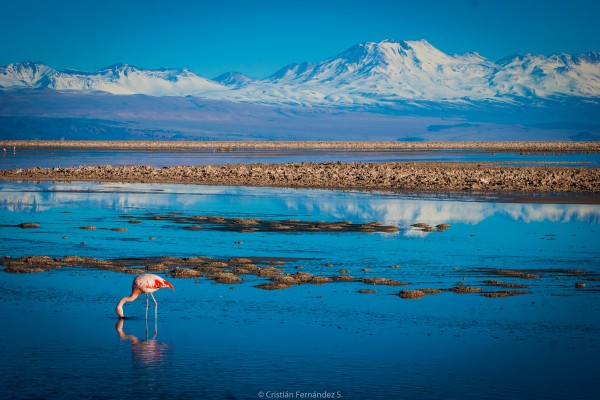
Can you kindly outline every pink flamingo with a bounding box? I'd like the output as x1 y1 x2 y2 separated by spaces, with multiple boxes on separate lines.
116 274 174 318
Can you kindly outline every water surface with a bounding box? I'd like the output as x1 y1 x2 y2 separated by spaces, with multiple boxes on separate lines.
1 182 599 399
1 148 598 170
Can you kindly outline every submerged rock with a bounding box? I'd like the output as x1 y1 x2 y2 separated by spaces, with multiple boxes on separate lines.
362 277 409 286
483 290 531 298
358 289 377 294
450 286 483 294
398 290 426 299
255 282 292 290
18 222 40 229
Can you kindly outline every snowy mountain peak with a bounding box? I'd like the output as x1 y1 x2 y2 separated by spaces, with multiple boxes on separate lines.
5 63 229 96
0 61 56 87
213 71 255 87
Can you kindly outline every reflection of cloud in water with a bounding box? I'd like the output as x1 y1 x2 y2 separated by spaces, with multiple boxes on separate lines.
0 182 243 212
0 189 49 212
1 182 598 225
285 198 600 225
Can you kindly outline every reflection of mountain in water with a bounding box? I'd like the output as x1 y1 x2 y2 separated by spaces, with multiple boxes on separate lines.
1 182 598 225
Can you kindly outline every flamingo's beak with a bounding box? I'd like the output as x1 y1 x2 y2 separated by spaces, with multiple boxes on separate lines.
164 280 175 291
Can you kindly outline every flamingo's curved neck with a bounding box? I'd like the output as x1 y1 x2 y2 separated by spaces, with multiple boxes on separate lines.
116 288 142 317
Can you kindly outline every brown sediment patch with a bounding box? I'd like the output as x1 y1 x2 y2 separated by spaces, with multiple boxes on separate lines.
110 227 127 232
470 267 600 287
122 268 147 275
79 225 96 230
204 261 228 268
145 262 172 271
420 288 444 295
3 254 597 300
273 275 301 285
492 270 542 279
148 213 402 234
358 289 377 294
288 272 316 283
4 264 46 273
230 265 258 275
332 275 355 282
167 267 202 278
362 277 409 286
311 276 333 284
450 286 483 294
411 222 450 233
411 223 430 228
483 290 531 298
482 280 529 289
18 222 40 229
398 290 426 299
255 266 283 277
397 288 444 299
209 272 242 284
255 282 292 290
230 258 253 263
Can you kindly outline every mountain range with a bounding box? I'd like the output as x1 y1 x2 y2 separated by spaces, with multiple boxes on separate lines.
2 39 599 108
1 39 599 141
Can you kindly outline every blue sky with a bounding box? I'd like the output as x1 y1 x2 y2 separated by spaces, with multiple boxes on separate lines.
1 0 598 79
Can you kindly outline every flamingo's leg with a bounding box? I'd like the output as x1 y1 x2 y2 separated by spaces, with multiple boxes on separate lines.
150 292 158 319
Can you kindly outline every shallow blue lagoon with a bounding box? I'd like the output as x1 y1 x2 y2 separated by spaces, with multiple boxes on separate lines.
1 182 599 399
1 148 599 170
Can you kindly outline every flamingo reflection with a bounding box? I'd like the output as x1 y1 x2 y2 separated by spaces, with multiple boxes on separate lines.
116 318 171 366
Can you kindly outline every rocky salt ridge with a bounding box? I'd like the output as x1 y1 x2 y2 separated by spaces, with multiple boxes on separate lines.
2 162 598 194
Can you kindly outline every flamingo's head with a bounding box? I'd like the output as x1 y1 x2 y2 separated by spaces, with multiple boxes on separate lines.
163 279 175 291
116 304 125 318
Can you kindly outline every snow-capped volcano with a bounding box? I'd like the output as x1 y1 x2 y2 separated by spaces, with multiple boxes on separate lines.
227 39 500 104
1 39 599 107
202 39 600 106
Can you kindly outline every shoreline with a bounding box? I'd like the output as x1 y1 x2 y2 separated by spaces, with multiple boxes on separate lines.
2 140 600 152
2 162 598 201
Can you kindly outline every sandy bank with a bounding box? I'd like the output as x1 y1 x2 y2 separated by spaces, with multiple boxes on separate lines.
1 162 598 194
2 140 600 152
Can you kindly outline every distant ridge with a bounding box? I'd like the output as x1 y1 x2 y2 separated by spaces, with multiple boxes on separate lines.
1 39 599 108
